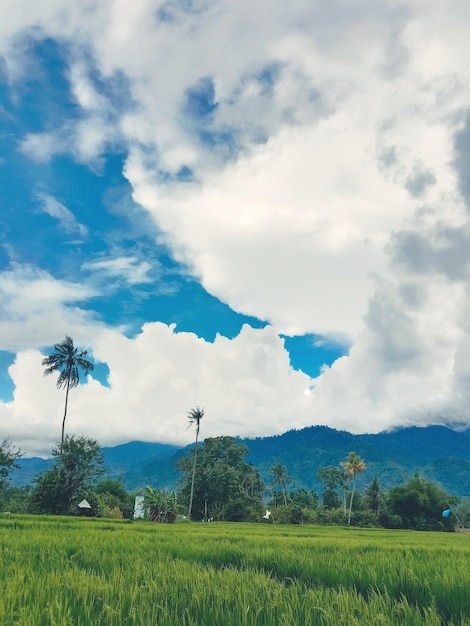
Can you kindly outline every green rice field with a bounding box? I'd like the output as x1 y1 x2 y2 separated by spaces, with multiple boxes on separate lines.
1 515 469 625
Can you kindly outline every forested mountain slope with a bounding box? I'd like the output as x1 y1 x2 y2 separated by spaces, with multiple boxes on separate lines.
10 425 470 497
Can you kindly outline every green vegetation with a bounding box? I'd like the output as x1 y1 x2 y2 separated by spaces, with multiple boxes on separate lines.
29 435 104 516
0 440 22 486
1 435 462 531
385 473 459 531
177 436 264 521
142 485 178 523
1 515 469 625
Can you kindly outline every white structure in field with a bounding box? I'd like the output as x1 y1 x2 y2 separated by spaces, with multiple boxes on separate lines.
134 495 145 519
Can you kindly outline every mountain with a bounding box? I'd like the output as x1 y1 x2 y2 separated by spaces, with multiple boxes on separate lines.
9 441 182 488
102 441 181 477
240 425 470 497
8 425 470 497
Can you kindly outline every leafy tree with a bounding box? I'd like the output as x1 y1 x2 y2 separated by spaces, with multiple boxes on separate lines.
177 436 263 521
93 480 134 519
0 439 22 486
186 406 204 519
29 435 104 515
316 506 347 526
317 466 345 510
386 473 458 531
289 488 319 510
341 451 366 525
322 489 341 510
221 497 261 522
269 463 293 506
455 497 470 528
0 485 31 513
364 476 383 515
42 336 94 470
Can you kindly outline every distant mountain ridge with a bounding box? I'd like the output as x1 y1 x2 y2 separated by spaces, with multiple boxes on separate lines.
9 425 470 498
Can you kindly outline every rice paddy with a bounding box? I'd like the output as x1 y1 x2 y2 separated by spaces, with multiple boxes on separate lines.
1 515 469 625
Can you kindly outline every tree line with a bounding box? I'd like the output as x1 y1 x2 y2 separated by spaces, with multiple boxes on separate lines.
1 433 467 531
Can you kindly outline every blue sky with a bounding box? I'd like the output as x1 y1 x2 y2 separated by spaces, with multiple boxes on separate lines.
0 44 345 390
1 0 470 456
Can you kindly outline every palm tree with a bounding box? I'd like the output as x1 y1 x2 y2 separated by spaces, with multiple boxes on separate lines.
187 406 204 519
42 336 94 470
270 462 293 506
144 485 178 523
340 451 366 526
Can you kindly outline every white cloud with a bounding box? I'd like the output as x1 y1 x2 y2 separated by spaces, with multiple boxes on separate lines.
1 324 315 456
0 265 103 351
19 132 59 163
82 256 153 285
69 61 107 112
307 273 468 434
126 116 411 337
2 0 470 448
36 193 88 237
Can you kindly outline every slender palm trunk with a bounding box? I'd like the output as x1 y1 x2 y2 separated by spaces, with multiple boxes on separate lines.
282 482 287 506
58 377 70 475
347 478 356 526
187 427 199 519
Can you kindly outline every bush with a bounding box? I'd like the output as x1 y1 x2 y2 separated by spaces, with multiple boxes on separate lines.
386 474 457 531
316 507 347 526
349 510 380 528
300 507 317 524
379 510 403 529
289 504 303 525
221 499 262 522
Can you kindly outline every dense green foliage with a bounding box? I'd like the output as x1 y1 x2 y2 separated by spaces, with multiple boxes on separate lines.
92 480 135 519
0 440 22 486
1 515 469 625
0 441 23 511
2 433 463 531
177 436 264 520
29 436 104 515
142 485 178 523
385 473 458 531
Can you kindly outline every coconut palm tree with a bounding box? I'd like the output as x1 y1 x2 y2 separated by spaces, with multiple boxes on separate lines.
340 451 366 525
187 406 204 519
42 336 94 470
270 462 293 506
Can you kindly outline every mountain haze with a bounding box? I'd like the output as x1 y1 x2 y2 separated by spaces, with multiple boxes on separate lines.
10 425 469 498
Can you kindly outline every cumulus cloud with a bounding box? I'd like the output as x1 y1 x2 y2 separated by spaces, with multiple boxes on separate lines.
2 0 470 450
1 324 315 456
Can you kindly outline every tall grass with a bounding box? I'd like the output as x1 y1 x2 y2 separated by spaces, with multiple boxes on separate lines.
1 515 469 625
